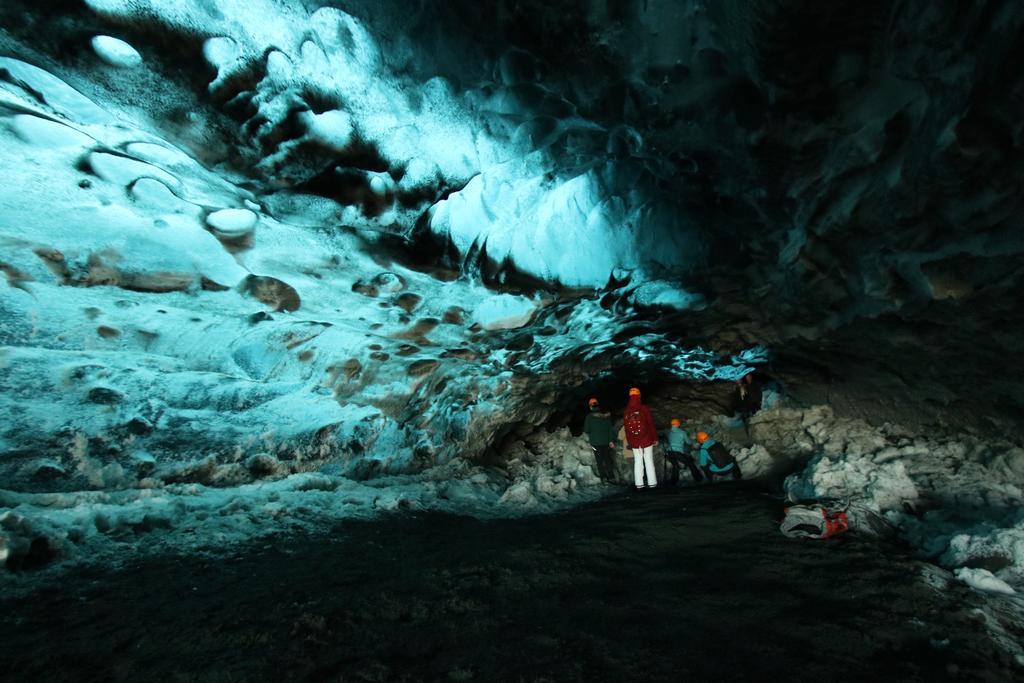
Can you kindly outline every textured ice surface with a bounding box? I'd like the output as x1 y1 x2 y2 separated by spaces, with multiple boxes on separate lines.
427 156 703 288
46 0 706 293
0 57 112 124
0 50 751 573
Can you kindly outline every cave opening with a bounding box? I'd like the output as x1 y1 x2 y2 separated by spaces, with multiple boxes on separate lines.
560 374 735 437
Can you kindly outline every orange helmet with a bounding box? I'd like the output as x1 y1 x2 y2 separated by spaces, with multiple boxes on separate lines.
588 397 599 406
671 418 681 427
696 431 710 443
628 387 641 396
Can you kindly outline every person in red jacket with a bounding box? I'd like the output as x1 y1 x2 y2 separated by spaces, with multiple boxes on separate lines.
623 387 658 490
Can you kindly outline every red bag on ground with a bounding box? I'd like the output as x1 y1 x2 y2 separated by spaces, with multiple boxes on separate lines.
780 504 849 539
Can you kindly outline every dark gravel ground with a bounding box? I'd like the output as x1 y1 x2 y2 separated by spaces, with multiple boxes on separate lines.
1 482 1021 682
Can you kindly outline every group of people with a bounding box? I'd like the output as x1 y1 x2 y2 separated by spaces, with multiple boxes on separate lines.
582 387 742 491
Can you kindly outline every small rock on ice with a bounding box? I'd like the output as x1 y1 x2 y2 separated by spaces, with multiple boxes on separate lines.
91 36 143 69
630 280 705 311
954 567 1016 595
369 174 390 195
473 294 537 331
206 208 258 235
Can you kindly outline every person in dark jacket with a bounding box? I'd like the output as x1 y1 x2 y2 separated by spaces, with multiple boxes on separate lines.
623 387 658 490
582 397 616 482
734 373 763 434
665 418 702 485
695 431 742 481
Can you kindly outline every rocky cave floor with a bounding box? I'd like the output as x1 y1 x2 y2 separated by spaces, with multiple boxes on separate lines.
1 483 1021 682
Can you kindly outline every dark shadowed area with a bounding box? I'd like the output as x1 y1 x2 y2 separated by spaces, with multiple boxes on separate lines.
1 485 1019 682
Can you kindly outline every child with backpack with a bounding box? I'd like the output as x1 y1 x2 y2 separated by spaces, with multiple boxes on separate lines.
623 387 658 490
695 431 742 481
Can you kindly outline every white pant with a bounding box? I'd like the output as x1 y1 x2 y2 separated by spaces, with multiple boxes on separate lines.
633 445 657 488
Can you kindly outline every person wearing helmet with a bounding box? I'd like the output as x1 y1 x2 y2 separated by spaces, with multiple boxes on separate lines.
623 387 658 490
696 431 742 481
665 418 702 485
582 397 616 482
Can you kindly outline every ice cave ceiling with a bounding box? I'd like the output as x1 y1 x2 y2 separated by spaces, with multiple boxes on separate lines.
1 0 1023 496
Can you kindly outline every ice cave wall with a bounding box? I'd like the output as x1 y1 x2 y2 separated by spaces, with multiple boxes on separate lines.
2 0 1024 584
2 0 1024 502
0 0 758 500
388 0 1024 431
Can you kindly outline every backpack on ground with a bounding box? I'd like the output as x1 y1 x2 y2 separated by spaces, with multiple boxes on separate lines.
707 442 733 469
624 410 645 439
780 504 849 539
